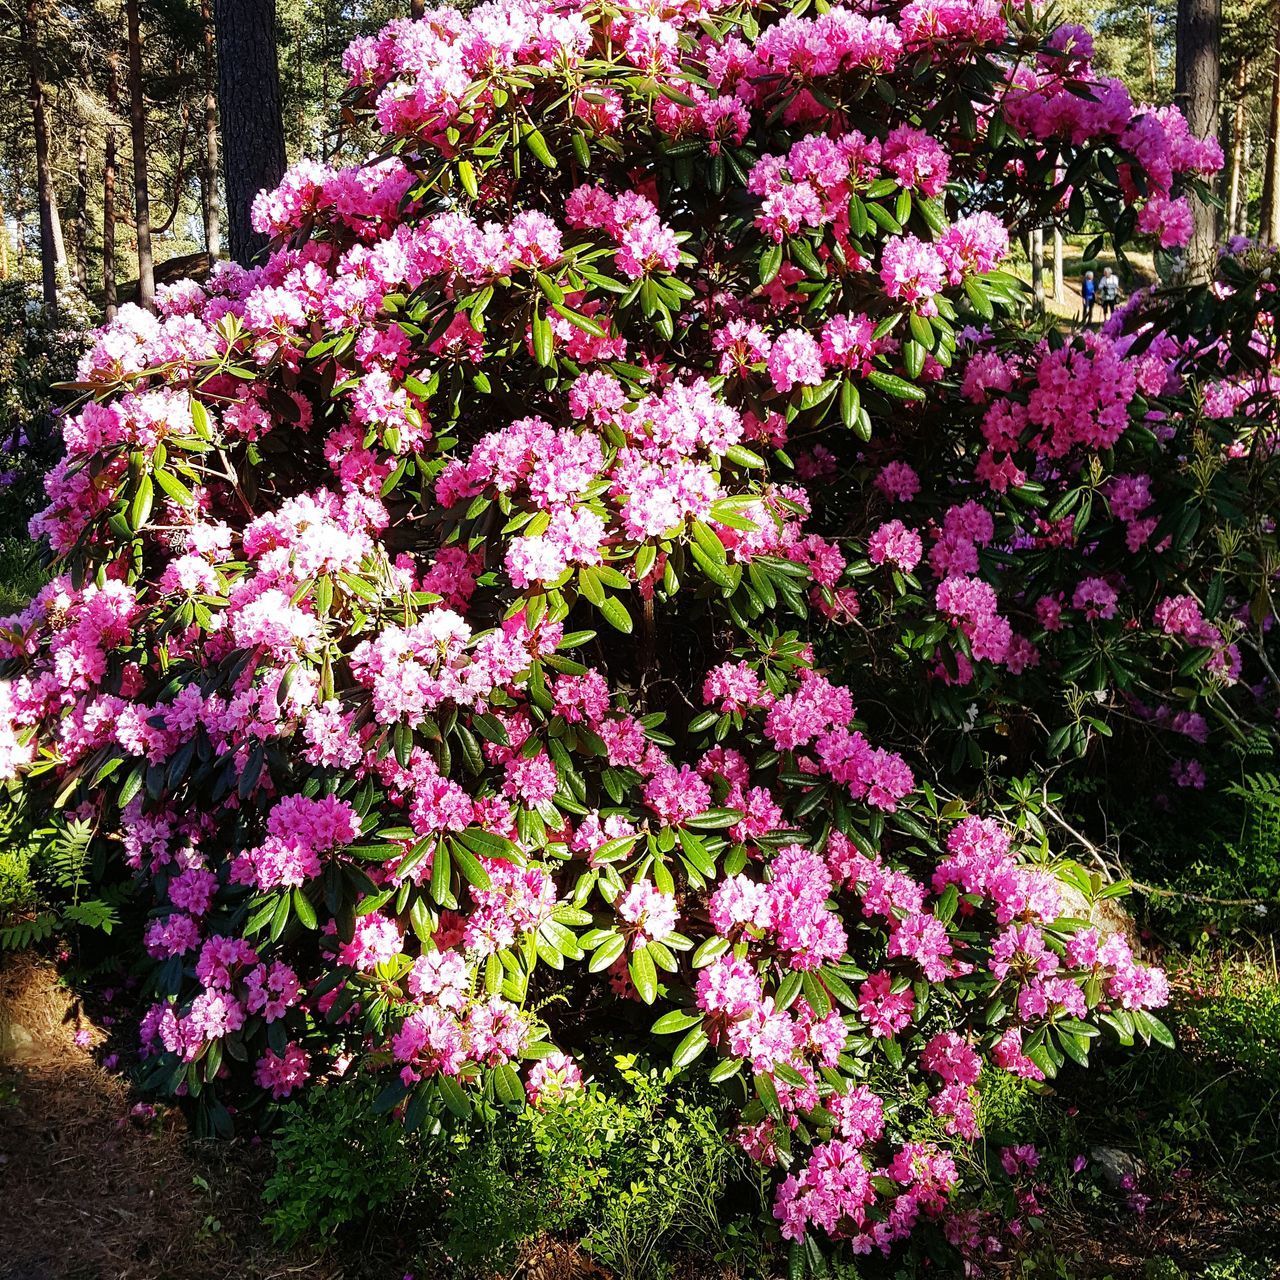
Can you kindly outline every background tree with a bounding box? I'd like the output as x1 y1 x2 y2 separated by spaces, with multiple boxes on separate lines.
212 0 285 263
1175 0 1221 279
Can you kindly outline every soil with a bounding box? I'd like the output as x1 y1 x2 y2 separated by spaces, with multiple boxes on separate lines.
0 954 320 1280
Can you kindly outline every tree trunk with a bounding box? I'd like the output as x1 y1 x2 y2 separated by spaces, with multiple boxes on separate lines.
24 0 62 308
1052 228 1065 304
1237 125 1252 237
1145 8 1159 100
1175 0 1221 280
72 52 91 290
1030 227 1045 316
1264 14 1280 244
213 0 287 264
1225 79 1245 237
126 0 155 309
201 0 222 260
104 48 119 319
0 191 10 282
411 0 425 18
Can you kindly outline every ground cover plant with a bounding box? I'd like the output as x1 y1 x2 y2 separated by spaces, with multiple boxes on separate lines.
1 0 1278 1274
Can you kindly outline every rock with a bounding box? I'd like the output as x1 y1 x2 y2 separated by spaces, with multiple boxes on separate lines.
0 1017 35 1062
1057 881 1135 941
1090 1145 1145 1190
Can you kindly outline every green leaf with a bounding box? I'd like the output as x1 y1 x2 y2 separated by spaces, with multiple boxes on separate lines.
598 595 633 633
448 838 492 890
457 827 521 862
672 1025 709 1069
589 931 626 972
652 1009 704 1035
129 473 154 531
292 887 317 930
867 370 925 402
760 244 783 285
629 945 658 1003
531 309 554 366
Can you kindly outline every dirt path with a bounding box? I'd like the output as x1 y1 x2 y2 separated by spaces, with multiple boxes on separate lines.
0 955 327 1280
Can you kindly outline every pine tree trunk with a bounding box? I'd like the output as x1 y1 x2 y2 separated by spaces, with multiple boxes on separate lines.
1225 82 1245 237
104 48 119 319
1145 8 1159 99
1175 0 1221 280
201 0 222 261
24 0 61 308
1264 14 1280 244
213 0 287 264
1031 227 1045 316
0 191 10 281
126 0 155 309
1237 125 1252 237
72 52 90 290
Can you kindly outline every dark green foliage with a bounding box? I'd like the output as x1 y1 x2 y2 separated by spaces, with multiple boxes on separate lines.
263 1080 419 1243
264 1056 766 1280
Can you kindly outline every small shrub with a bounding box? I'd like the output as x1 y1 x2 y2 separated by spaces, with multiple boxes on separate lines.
263 1081 418 1244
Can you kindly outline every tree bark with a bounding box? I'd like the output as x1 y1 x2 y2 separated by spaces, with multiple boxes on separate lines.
1264 12 1280 244
23 0 62 308
1237 125 1252 237
411 0 425 18
1030 226 1045 316
1225 67 1246 238
201 0 222 260
104 47 120 319
126 0 155 309
213 0 287 264
0 191 10 282
1145 8 1159 100
71 50 91 290
1175 0 1221 280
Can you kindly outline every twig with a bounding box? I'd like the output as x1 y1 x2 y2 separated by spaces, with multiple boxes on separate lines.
1040 797 1119 879
1125 881 1279 909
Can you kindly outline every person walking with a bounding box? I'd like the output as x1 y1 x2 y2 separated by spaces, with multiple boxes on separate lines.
1081 270 1096 326
1099 267 1119 320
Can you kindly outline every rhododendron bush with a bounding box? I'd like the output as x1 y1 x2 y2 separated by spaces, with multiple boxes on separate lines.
3 0 1277 1267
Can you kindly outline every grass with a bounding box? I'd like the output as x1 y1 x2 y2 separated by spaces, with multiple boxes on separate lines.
0 537 48 615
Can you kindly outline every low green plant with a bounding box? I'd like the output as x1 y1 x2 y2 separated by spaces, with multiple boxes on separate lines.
0 807 128 951
263 1055 765 1280
263 1081 419 1244
0 537 49 615
1180 958 1280 1085
433 1055 757 1280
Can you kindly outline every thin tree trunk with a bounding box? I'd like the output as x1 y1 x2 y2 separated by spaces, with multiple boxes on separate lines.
213 0 287 264
72 52 91 290
1264 17 1280 244
201 0 222 260
126 0 155 309
24 0 61 308
1145 8 1159 99
1225 77 1245 237
1052 228 1065 304
104 47 119 319
1238 125 1252 237
0 191 10 281
1031 227 1045 316
1175 0 1222 280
